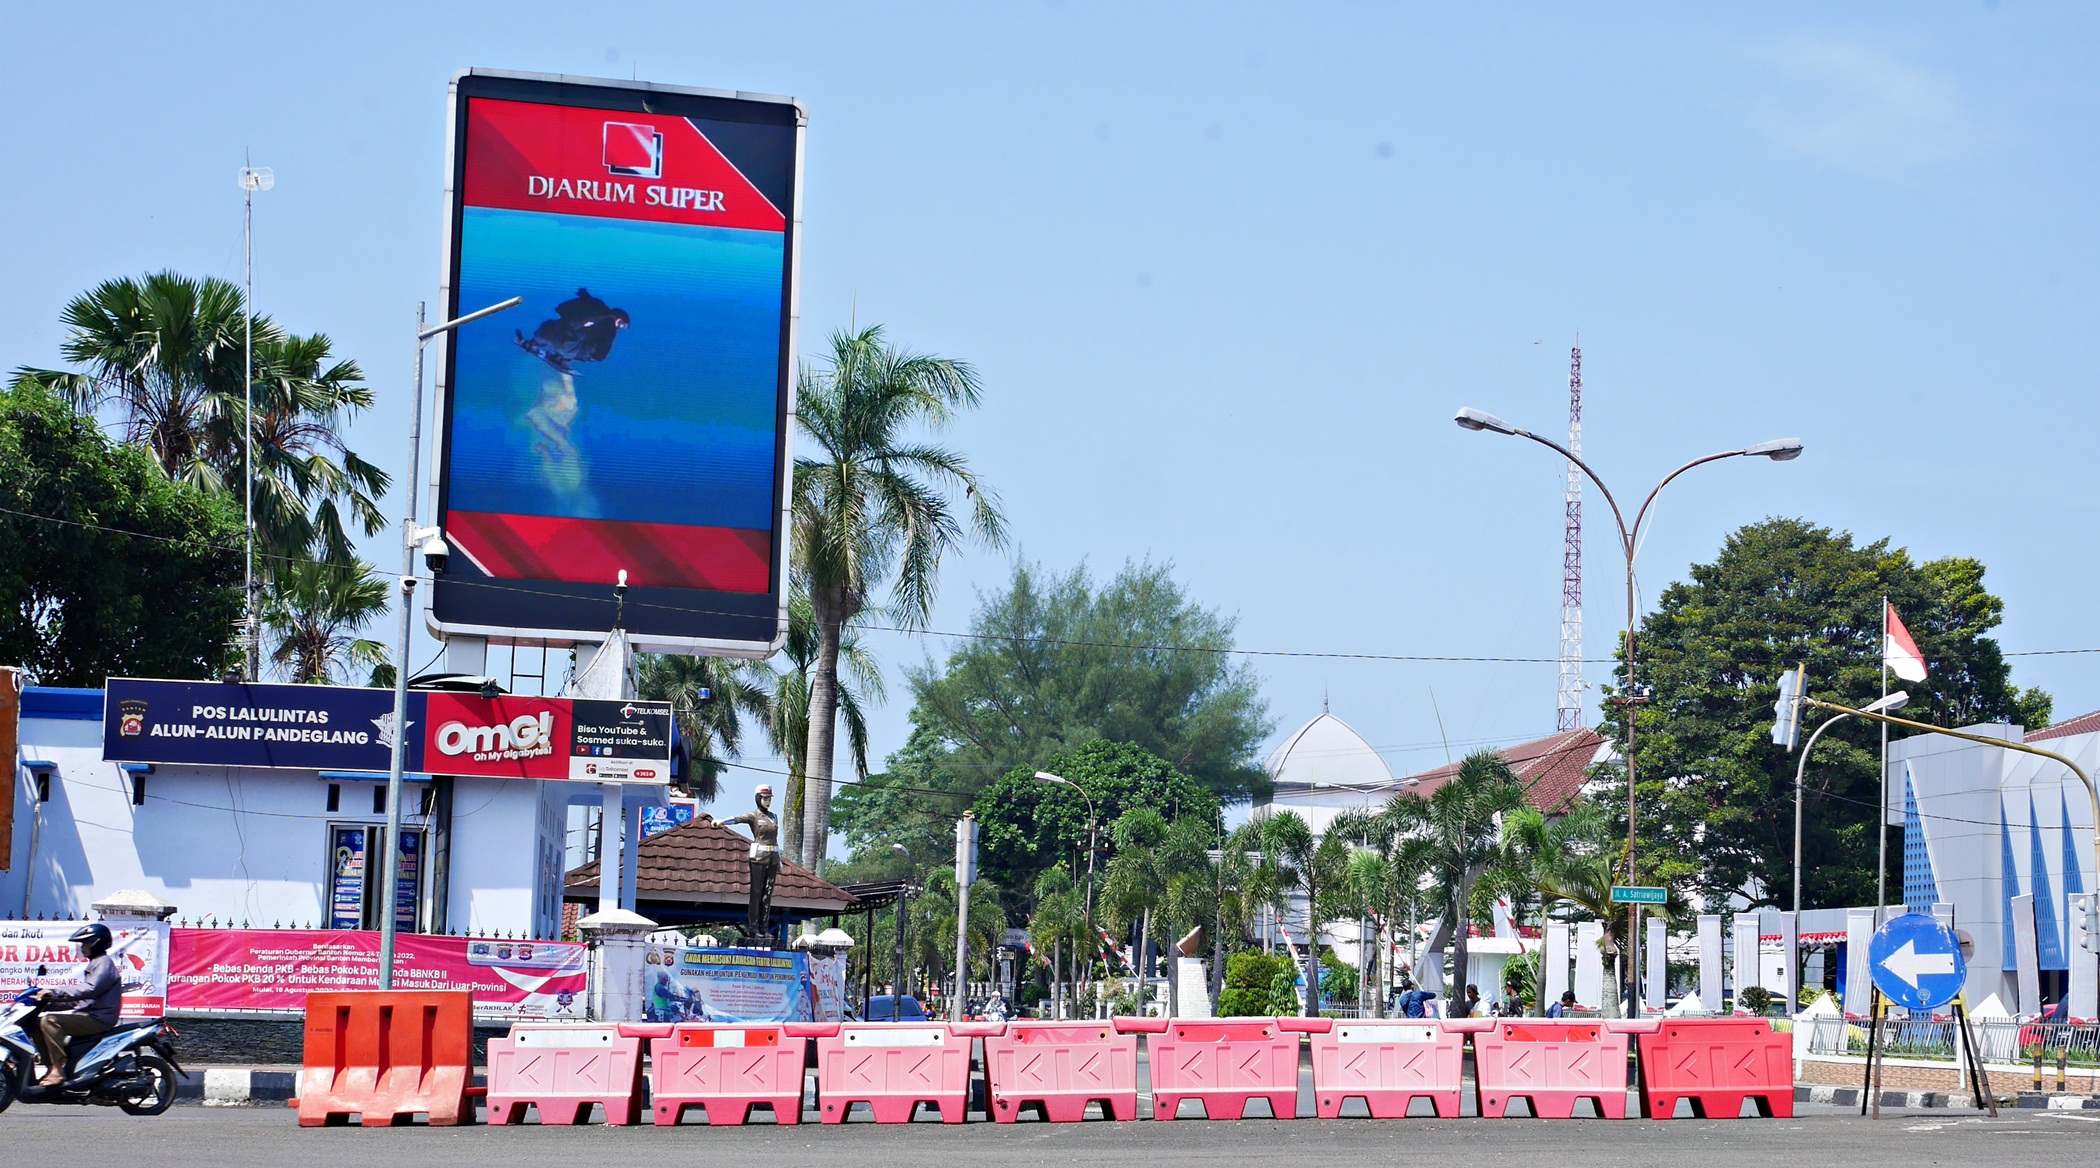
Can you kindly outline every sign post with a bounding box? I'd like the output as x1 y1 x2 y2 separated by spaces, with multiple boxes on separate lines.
1864 912 1992 1117
1610 886 1666 905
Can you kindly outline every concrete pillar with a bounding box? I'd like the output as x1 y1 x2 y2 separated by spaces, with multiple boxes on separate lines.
1731 913 1759 1011
1542 920 1571 1013
599 784 622 916
1644 916 1666 1010
1777 911 1800 1011
1574 920 1604 1009
2011 893 2041 1016
1844 907 1876 1016
578 907 658 1022
1697 914 1723 1013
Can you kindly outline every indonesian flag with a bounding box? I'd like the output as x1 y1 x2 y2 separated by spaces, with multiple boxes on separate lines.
1884 603 1929 683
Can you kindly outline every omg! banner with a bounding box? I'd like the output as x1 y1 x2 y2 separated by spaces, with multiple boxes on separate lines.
167 928 588 1020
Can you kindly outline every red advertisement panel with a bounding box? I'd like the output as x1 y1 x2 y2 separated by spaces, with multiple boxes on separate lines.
167 929 588 1020
420 692 673 783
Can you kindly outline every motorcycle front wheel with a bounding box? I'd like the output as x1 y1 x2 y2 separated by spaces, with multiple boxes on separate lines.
0 1049 23 1114
116 1053 176 1116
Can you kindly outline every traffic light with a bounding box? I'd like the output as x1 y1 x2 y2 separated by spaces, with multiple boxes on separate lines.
1771 665 1805 750
2073 893 2097 953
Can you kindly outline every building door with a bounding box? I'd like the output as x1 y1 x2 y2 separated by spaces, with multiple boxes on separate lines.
327 823 425 931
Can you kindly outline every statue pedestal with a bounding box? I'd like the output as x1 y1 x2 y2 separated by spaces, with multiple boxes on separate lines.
579 907 658 1022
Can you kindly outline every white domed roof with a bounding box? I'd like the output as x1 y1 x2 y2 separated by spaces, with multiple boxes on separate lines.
1266 712 1397 793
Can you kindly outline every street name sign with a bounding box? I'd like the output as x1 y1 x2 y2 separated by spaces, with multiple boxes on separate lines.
1868 912 1966 1011
1610 886 1667 905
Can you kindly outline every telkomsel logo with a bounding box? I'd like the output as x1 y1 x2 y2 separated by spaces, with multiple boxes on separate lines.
603 122 663 179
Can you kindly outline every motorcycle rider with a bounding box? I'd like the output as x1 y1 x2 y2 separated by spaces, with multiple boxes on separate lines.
32 924 120 1087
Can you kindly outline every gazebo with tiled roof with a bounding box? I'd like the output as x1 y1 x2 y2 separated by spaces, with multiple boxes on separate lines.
565 817 858 928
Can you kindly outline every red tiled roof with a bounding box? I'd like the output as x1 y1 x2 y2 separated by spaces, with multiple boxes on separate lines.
1397 727 1608 813
566 817 858 913
2029 709 2100 743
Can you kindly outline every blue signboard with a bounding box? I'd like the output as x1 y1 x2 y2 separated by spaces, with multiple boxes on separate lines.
1868 912 1966 1011
104 678 423 772
641 800 698 840
328 826 367 929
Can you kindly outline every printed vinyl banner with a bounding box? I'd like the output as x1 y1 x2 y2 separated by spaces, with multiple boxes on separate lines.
641 946 832 1024
167 929 588 1020
0 920 170 1020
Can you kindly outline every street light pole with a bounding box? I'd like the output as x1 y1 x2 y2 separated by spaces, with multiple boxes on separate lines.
1035 771 1098 1010
1793 692 1910 912
237 161 272 680
1456 407 1802 1016
376 295 521 990
892 842 911 1002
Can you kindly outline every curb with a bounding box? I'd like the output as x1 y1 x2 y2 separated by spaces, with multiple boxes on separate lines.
1794 1084 2100 1111
175 1069 299 1106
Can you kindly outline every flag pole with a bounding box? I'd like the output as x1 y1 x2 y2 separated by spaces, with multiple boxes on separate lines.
1877 596 1889 924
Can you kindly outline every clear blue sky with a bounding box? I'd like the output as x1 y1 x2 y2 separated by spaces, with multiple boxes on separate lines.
5 3 2095 849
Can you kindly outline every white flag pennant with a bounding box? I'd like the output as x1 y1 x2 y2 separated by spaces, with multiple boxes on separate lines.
1884 602 1929 683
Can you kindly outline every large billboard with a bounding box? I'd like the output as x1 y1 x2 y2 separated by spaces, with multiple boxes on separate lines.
429 70 802 655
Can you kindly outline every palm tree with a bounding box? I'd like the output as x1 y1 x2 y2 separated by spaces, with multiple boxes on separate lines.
636 653 772 802
1254 809 1354 1016
1385 750 1530 1011
11 271 389 567
763 588 883 859
908 867 1006 1008
1101 811 1219 1019
260 559 389 684
1100 808 1169 1015
792 325 1005 871
1494 800 1677 1017
1030 868 1089 1017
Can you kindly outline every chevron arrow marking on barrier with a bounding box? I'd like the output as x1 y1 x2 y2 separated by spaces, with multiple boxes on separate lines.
1732 1048 1761 1076
1074 1051 1103 1081
1673 1050 1702 1082
904 1053 935 1084
1568 1048 1593 1083
1236 1049 1266 1078
1343 1049 1371 1077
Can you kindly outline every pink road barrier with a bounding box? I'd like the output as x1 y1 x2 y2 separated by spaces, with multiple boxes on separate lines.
983 1020 1140 1122
485 1023 647 1126
1472 1020 1631 1119
1635 1018 1795 1119
646 1022 815 1126
811 1022 1005 1124
1117 1017 1305 1121
1305 1018 1466 1119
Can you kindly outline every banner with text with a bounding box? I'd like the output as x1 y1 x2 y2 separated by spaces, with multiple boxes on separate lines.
167 928 588 1020
0 920 169 1019
641 946 830 1024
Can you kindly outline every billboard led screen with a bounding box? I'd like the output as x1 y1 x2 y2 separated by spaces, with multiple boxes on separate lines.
430 70 801 655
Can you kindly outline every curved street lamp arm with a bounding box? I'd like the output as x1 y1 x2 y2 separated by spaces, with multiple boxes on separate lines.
1793 712 1854 912
1630 449 1757 546
1506 428 1633 553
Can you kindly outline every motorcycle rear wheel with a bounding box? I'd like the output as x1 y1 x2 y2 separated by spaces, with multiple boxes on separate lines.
117 1053 176 1116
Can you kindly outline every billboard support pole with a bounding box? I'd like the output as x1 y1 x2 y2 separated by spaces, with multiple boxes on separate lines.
380 296 520 989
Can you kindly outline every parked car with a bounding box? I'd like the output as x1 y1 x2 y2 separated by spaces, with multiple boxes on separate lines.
865 994 930 1022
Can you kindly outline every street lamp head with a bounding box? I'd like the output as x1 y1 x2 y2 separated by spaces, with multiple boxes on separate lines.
1033 771 1069 786
1454 407 1520 436
891 842 909 856
1865 690 1911 714
1743 437 1805 462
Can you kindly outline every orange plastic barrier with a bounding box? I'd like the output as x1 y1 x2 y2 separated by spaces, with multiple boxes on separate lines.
983 1020 1139 1122
811 1022 1002 1124
1635 1018 1794 1119
1305 1019 1465 1119
296 991 477 1127
649 1022 813 1126
1472 1020 1630 1119
485 1023 647 1125
1118 1017 1303 1121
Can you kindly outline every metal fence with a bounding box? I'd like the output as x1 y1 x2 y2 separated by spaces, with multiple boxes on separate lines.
1796 1014 2100 1066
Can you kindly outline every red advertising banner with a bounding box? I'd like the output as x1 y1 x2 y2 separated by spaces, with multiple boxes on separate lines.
0 920 169 1020
167 929 588 1020
421 692 673 784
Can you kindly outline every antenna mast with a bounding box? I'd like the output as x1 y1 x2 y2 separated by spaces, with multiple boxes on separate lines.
1556 343 1585 731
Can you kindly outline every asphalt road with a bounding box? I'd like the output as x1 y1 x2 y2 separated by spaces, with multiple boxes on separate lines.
3 1102 2093 1166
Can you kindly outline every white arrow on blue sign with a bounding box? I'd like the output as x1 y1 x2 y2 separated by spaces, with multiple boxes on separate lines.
1867 912 1966 1011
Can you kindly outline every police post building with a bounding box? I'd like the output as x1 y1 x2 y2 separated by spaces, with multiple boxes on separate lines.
0 678 674 938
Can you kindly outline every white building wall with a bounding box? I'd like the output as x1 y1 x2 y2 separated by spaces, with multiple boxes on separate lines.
4 699 557 937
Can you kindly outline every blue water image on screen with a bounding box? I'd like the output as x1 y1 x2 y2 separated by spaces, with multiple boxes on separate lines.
447 206 783 531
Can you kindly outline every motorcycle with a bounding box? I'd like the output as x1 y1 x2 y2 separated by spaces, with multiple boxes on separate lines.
0 972 182 1116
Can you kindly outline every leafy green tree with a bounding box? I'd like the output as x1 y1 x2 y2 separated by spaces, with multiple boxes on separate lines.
1251 809 1354 1016
1099 808 1219 1017
792 324 1005 873
1218 951 1297 1016
908 559 1273 800
11 271 388 567
0 382 242 682
828 725 977 882
1385 751 1530 1013
970 740 1220 899
1029 868 1091 1016
906 866 1007 1001
1600 518 2051 911
260 559 389 684
636 651 773 803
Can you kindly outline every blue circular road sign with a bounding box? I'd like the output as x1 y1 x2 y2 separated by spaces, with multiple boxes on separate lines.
1867 912 1966 1011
